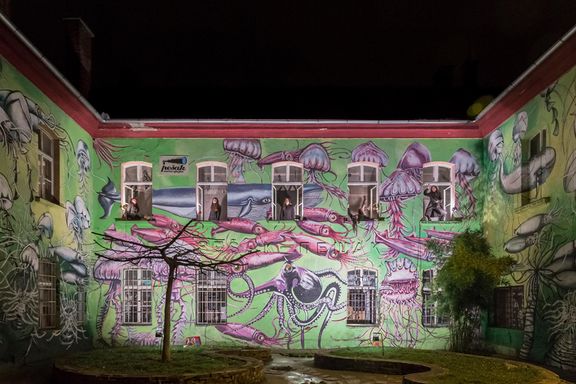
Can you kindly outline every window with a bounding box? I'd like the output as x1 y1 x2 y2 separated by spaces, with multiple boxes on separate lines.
121 162 152 218
421 270 449 327
491 286 523 329
520 130 547 206
196 270 227 324
196 161 227 221
422 162 455 221
348 162 379 219
38 260 59 329
37 129 59 203
272 161 303 220
347 269 377 325
122 268 152 324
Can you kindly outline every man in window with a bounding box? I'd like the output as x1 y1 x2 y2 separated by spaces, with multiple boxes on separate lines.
424 185 446 221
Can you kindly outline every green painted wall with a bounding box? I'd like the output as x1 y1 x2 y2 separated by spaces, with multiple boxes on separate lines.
483 65 576 370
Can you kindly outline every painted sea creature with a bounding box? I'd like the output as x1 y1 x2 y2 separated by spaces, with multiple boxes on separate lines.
93 138 125 169
351 141 389 167
215 323 281 347
488 129 504 162
37 212 53 239
374 231 433 261
289 232 355 266
223 139 262 183
500 147 556 194
564 150 576 192
512 112 529 166
0 173 13 211
450 148 480 218
296 220 348 242
303 207 350 226
97 179 322 219
76 139 91 189
223 229 293 255
211 217 267 236
66 196 91 248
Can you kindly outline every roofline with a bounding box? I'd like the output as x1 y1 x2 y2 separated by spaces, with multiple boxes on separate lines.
1 12 575 139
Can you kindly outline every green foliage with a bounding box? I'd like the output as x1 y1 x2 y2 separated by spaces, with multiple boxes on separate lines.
427 230 515 352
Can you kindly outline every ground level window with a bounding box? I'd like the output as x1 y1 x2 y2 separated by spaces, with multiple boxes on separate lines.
38 260 59 329
422 270 448 327
491 286 523 329
196 270 227 324
347 269 377 325
122 269 152 324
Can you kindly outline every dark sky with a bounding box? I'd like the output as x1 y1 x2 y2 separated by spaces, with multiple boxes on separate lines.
8 0 576 120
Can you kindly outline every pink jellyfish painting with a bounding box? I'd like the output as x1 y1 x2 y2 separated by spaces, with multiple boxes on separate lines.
449 148 480 218
223 139 262 183
351 141 389 167
379 142 431 249
258 142 347 200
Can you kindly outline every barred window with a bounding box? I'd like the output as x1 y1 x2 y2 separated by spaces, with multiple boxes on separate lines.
196 270 227 324
422 270 449 327
347 269 377 325
122 269 153 324
38 260 59 329
491 286 524 329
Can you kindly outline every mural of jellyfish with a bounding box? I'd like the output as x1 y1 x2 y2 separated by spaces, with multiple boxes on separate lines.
224 139 262 183
564 149 576 193
488 129 504 162
0 173 13 212
93 138 125 169
379 142 430 246
66 196 91 249
544 291 576 370
351 141 389 167
76 140 91 192
512 111 528 167
379 257 420 347
449 148 480 218
258 142 347 200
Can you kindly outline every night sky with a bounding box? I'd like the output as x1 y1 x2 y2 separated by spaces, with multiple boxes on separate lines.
7 0 576 120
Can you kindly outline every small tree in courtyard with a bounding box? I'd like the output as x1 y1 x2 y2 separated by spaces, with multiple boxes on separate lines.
94 217 254 362
428 230 514 353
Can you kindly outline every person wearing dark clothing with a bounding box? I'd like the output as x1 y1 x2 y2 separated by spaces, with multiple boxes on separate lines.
424 185 446 220
209 197 221 221
348 207 359 233
126 197 141 220
280 197 294 220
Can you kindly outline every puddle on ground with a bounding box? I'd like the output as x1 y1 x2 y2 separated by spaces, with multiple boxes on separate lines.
264 354 403 384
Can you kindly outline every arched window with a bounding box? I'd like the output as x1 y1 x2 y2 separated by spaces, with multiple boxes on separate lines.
271 161 303 220
422 161 455 221
196 161 227 221
121 162 152 219
347 162 379 220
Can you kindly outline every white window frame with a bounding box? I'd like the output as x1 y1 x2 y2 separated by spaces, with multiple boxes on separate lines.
196 161 228 221
271 161 304 220
122 268 153 325
421 269 448 327
422 161 456 221
38 259 59 329
37 129 58 202
519 129 547 207
347 268 378 325
121 161 153 217
347 161 380 219
196 270 227 325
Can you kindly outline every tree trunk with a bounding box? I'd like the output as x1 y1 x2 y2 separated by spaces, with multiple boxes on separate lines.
161 262 176 362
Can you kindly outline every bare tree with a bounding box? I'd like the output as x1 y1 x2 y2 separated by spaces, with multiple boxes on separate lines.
94 217 254 362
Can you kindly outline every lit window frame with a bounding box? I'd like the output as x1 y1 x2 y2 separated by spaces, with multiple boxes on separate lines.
422 161 456 222
346 268 378 326
195 270 227 325
122 268 153 325
347 161 380 220
121 161 153 218
519 129 547 207
37 129 59 203
271 161 304 220
196 161 228 221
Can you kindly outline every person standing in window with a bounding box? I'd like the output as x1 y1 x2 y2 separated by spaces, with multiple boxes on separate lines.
424 185 446 221
126 197 141 220
209 197 221 221
280 197 294 220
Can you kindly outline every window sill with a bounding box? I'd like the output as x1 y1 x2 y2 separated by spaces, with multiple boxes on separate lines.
515 197 550 213
34 196 63 208
420 219 462 224
346 323 378 327
122 323 153 326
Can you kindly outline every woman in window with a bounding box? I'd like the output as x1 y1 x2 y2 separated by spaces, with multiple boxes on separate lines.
126 197 142 220
424 185 446 221
209 197 221 221
280 197 294 220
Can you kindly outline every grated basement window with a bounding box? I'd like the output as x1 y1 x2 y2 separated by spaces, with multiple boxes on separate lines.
122 268 153 324
196 270 227 325
347 269 377 325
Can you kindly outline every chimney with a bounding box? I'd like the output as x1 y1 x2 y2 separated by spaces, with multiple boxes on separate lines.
62 17 94 97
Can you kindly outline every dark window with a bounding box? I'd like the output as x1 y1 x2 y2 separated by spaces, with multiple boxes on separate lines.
38 260 59 329
520 130 547 206
491 286 524 329
37 130 59 203
196 270 227 324
347 269 377 325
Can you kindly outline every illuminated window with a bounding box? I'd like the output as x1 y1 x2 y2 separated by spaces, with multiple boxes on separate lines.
37 129 59 203
520 129 547 206
121 162 152 219
196 270 227 325
271 161 303 220
348 162 379 220
196 161 227 221
347 268 377 325
38 260 59 329
122 268 153 324
491 286 523 329
422 162 455 221
421 270 449 327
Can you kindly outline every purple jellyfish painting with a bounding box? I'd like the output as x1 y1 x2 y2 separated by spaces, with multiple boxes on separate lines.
224 139 262 183
351 141 389 167
258 142 347 200
449 148 480 218
379 143 431 249
512 111 528 167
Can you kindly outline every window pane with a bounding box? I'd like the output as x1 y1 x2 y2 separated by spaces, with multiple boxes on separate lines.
41 133 53 157
348 166 361 182
363 166 377 183
422 166 434 183
288 166 302 182
142 166 152 182
437 166 451 182
43 158 52 180
124 166 138 182
273 166 287 182
213 166 227 182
